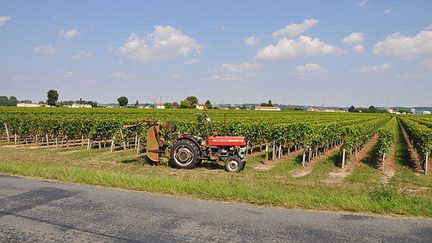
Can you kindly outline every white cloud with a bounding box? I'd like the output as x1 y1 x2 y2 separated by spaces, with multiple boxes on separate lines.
373 29 432 57
209 62 260 81
352 44 365 54
34 45 56 55
356 63 392 73
395 72 421 79
59 29 80 39
358 0 370 7
0 16 11 26
119 25 200 62
293 63 327 76
256 36 339 60
171 73 183 80
272 19 318 39
63 72 76 78
342 32 365 44
110 72 131 79
244 36 257 46
384 9 392 14
218 62 261 73
185 58 199 65
72 51 92 60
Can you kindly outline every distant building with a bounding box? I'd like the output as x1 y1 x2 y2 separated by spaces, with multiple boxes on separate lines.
255 106 281 111
156 104 165 109
71 103 92 108
307 107 345 112
195 104 206 110
17 103 41 108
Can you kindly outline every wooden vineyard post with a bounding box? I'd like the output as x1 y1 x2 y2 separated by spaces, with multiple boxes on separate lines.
110 137 115 152
265 143 269 161
136 137 140 155
46 134 49 146
342 149 346 170
120 129 127 150
425 152 429 175
302 152 306 167
308 148 312 162
272 141 276 161
382 153 386 171
87 139 91 150
278 145 282 159
4 123 10 142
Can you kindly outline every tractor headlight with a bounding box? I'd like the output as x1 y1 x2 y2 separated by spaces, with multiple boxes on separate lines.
238 147 246 159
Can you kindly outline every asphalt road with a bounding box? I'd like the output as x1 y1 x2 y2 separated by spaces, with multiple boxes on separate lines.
0 175 431 242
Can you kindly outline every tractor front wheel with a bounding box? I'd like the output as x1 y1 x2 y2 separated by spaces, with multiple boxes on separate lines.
170 140 200 169
224 156 245 173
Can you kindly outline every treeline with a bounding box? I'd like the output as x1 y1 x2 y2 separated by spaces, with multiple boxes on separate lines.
0 96 18 106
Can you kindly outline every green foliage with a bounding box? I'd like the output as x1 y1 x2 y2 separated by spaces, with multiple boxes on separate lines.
180 99 192 109
185 96 198 105
205 100 212 109
0 96 18 106
47 90 59 106
117 96 128 107
399 116 432 157
376 117 396 157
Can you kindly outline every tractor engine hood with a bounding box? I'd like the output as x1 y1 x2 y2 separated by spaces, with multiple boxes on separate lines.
207 136 247 147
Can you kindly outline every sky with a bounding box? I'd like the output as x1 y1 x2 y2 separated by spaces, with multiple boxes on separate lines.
1 0 432 107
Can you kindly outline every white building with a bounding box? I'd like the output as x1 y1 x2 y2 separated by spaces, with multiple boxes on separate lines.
255 106 281 111
71 103 92 108
156 104 165 109
17 103 41 108
195 104 206 110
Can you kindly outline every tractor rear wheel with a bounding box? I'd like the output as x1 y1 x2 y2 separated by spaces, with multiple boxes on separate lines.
170 140 200 169
224 156 245 173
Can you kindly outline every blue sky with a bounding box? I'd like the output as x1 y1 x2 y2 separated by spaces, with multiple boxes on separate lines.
1 0 431 106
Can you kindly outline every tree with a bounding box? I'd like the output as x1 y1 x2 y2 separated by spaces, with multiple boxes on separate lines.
0 96 8 106
268 100 273 107
186 96 198 105
134 100 139 107
164 102 173 108
180 99 192 109
47 90 59 106
348 105 356 112
368 105 376 113
117 96 128 107
205 100 212 109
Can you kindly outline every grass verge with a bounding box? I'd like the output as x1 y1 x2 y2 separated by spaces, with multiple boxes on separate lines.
0 146 431 217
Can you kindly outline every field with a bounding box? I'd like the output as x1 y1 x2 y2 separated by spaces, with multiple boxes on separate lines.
0 107 431 217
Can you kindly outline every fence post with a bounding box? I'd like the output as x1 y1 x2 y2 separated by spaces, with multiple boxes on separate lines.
136 137 141 155
342 149 346 170
265 143 269 161
302 152 306 167
87 139 91 150
4 123 10 142
425 152 429 175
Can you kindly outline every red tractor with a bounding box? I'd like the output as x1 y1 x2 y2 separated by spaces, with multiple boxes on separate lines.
144 113 247 172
